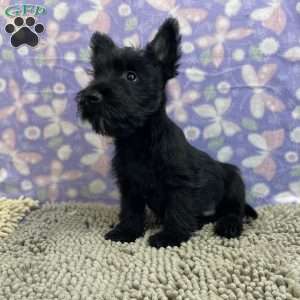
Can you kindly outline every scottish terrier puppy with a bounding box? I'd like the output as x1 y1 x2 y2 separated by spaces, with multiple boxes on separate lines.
76 18 257 248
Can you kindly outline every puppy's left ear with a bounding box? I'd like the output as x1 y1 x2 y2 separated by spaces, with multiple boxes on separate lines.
146 18 181 80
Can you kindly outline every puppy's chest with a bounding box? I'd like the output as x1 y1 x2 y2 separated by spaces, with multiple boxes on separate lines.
118 158 165 214
117 156 160 188
114 151 164 195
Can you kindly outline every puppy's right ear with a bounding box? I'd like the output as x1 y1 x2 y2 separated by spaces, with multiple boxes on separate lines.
90 32 116 65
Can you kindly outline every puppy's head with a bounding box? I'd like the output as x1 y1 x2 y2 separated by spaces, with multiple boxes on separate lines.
76 18 181 137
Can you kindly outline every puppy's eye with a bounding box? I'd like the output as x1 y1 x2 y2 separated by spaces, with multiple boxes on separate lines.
126 71 137 81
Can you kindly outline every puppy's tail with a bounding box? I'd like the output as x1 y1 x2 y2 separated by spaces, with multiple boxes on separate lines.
220 162 258 220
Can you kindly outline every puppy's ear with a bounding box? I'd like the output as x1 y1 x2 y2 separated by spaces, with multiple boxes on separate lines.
146 18 181 80
90 32 116 66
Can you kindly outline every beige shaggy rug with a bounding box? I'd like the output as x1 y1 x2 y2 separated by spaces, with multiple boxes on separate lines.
0 196 39 238
0 202 300 300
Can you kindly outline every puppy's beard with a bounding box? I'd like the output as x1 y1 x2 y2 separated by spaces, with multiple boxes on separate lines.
92 117 107 135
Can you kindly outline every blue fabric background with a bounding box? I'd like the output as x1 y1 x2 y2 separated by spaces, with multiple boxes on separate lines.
0 0 299 205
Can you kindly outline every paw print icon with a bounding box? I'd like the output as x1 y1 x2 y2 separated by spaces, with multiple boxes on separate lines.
5 16 44 47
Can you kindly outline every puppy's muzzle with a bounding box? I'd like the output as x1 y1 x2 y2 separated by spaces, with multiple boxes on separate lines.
83 91 103 104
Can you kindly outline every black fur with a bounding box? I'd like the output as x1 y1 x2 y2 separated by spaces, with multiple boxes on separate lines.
76 18 258 248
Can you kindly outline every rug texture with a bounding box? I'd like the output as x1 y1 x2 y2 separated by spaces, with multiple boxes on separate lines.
0 197 39 239
0 203 300 300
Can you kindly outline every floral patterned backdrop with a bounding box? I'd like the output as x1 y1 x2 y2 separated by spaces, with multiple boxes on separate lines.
0 0 299 205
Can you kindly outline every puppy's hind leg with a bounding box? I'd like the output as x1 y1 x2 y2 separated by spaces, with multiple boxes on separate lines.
214 163 246 238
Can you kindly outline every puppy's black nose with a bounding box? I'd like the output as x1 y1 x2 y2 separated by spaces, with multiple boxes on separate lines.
86 92 103 104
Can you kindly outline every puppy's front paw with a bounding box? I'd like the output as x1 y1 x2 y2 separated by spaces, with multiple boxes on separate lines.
215 215 242 238
149 232 186 248
104 224 142 243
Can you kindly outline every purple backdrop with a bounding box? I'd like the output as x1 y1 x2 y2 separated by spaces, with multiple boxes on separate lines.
0 0 299 206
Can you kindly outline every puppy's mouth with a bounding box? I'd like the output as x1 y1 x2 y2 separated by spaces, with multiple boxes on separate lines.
92 117 108 135
76 92 145 138
77 102 108 135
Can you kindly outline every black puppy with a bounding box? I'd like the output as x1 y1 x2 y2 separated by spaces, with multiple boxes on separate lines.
76 18 257 248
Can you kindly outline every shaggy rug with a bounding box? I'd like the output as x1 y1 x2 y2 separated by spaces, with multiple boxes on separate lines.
0 202 300 300
0 197 38 239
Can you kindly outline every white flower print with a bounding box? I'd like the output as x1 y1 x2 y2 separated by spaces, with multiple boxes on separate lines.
193 97 240 139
